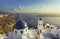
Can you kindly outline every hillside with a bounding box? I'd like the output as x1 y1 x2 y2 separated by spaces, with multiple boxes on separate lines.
0 14 16 35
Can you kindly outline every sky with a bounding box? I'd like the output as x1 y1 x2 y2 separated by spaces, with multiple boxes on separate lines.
0 0 60 14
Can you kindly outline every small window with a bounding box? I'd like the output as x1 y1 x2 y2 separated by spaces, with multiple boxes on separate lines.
41 24 42 26
39 18 42 20
21 31 23 34
37 31 39 34
46 26 50 28
56 34 59 36
26 30 27 32
15 30 17 33
51 27 53 29
40 30 42 33
56 34 59 39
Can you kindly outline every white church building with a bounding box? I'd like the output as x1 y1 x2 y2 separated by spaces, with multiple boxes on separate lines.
7 20 37 39
7 18 46 39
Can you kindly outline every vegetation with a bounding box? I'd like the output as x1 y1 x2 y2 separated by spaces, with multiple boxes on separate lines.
0 14 16 35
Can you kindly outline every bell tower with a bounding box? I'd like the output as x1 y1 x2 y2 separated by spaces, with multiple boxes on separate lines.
37 17 43 29
37 17 44 39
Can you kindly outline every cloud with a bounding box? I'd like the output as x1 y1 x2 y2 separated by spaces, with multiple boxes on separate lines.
18 5 24 9
14 5 24 11
12 3 60 14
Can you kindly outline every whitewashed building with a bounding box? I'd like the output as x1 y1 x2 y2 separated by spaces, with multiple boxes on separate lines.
7 20 37 39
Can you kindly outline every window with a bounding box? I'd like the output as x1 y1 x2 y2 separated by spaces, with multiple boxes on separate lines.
15 30 17 34
26 30 27 32
56 34 59 39
21 31 23 34
46 26 50 28
51 27 53 29
37 31 39 34
39 18 42 20
40 30 42 33
41 24 42 26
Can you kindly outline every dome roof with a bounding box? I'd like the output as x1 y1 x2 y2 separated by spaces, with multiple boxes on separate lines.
14 20 27 29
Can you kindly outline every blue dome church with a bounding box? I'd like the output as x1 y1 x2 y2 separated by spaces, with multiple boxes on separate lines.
13 20 28 35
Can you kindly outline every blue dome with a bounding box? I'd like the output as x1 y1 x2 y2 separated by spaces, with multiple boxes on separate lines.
14 20 27 29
